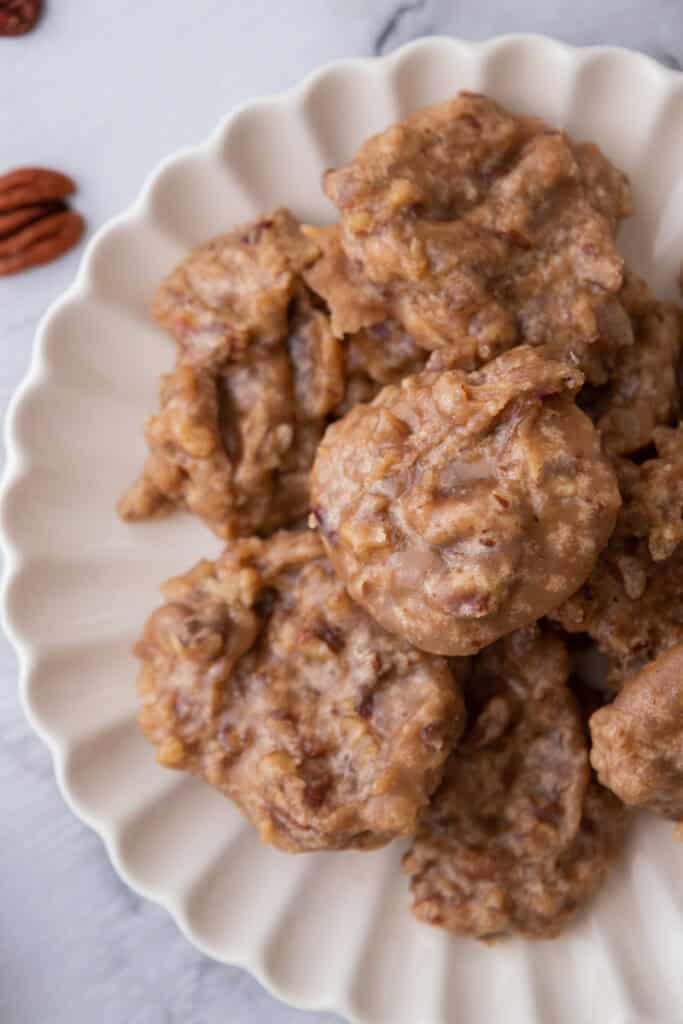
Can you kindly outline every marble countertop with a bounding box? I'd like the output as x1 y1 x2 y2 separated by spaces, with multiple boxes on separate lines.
1 2 680 1022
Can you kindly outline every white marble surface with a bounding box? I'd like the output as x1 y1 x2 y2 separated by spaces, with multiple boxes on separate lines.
1 2 682 1022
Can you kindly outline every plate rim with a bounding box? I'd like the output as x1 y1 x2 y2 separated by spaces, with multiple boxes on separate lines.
1 33 681 1024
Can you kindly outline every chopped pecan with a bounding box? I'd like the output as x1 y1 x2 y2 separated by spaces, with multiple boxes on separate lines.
0 0 42 36
0 167 84 275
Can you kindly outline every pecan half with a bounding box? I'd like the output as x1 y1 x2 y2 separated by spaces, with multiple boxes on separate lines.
0 167 75 212
0 167 84 275
0 0 42 36
0 200 64 234
0 210 84 275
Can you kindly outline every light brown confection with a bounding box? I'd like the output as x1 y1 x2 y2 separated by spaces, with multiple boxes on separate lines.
626 425 683 561
302 223 388 338
119 288 342 538
136 530 464 853
324 92 632 375
552 447 683 688
336 317 428 413
153 208 319 368
311 346 621 656
120 210 437 538
403 627 628 939
301 224 430 410
590 642 683 820
589 271 682 455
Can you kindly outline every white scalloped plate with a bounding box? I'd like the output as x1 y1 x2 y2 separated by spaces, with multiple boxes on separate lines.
3 34 683 1024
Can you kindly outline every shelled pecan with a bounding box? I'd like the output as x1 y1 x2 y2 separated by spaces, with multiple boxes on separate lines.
0 0 43 36
0 167 85 275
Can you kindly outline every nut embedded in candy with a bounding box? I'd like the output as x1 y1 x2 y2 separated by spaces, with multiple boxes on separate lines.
311 345 621 656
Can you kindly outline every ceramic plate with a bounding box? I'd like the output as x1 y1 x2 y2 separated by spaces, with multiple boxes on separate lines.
3 34 683 1024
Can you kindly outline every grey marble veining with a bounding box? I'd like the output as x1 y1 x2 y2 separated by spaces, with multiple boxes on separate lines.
372 0 683 66
1 2 682 1022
